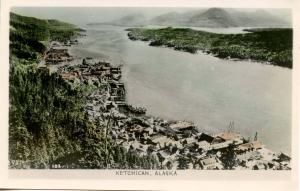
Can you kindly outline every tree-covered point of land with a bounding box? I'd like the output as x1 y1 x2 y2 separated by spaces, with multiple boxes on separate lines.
9 12 159 169
10 12 84 60
127 27 292 68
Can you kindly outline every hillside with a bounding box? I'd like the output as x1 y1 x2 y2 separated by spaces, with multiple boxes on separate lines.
9 13 158 169
10 12 83 60
188 8 237 27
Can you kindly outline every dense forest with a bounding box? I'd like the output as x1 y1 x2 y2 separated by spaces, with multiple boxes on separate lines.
9 13 159 169
127 27 293 68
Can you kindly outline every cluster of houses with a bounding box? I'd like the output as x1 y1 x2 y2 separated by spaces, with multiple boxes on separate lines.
45 40 291 170
110 117 290 170
56 59 126 120
44 41 74 65
57 61 291 170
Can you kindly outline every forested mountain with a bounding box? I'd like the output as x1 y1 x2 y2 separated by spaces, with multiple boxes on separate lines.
10 12 83 60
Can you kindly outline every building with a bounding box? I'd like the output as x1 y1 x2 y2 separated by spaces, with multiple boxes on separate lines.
216 132 243 141
196 133 214 143
199 157 223 170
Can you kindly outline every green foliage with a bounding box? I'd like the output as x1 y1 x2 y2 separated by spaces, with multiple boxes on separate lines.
9 12 159 169
10 12 82 61
128 27 293 68
9 57 84 168
10 12 50 41
47 19 84 41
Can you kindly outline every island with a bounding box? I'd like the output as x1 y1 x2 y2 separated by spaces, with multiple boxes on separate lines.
127 27 292 68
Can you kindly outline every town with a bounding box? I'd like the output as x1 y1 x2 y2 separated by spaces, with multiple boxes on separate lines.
39 39 291 170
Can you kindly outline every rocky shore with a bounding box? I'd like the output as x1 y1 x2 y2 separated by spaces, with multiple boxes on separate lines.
41 38 291 170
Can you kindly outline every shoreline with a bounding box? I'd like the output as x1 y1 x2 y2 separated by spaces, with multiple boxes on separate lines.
42 34 292 170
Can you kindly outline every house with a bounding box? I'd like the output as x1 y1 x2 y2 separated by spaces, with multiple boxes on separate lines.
252 141 262 149
131 141 146 151
45 47 72 64
214 132 244 146
121 141 131 151
169 121 195 131
108 83 125 96
143 127 154 137
97 61 110 67
150 135 174 148
211 136 226 145
110 67 121 74
60 72 78 80
169 121 197 138
197 141 211 151
276 152 291 162
199 157 223 170
127 124 145 140
253 162 266 170
50 41 62 47
103 101 117 110
210 141 233 150
216 132 243 141
181 137 197 145
107 82 126 104
196 133 214 143
157 150 172 165
69 39 78 45
237 141 262 152
236 150 257 161
120 134 129 141
237 143 253 151
110 109 127 120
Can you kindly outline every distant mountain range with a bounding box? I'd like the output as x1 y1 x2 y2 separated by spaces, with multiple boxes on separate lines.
110 13 147 26
88 8 291 28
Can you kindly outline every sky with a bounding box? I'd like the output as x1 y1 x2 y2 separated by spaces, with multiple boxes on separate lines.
11 7 292 27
